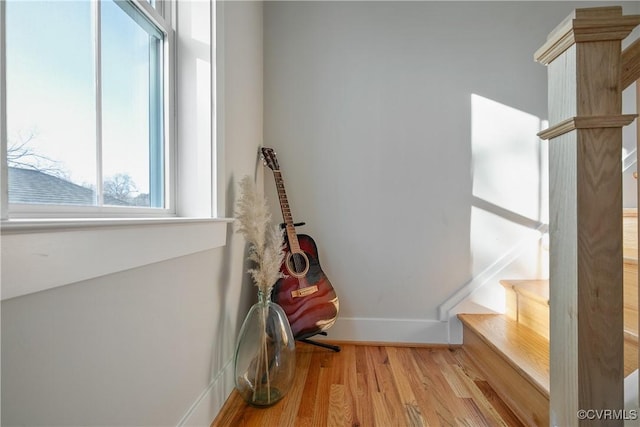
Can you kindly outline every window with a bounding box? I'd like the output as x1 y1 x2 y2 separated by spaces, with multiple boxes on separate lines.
3 0 172 215
1 0 228 301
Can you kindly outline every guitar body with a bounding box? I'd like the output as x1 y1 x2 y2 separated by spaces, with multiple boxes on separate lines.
271 234 339 340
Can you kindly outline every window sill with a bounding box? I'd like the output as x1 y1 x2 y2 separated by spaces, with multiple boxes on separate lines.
1 217 234 301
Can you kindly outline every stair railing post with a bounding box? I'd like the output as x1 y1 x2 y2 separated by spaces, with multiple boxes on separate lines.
535 6 640 426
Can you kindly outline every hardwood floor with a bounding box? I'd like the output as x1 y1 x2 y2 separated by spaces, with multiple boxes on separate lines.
212 342 524 427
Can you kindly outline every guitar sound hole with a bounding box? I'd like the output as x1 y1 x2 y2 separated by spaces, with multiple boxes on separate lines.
288 252 309 275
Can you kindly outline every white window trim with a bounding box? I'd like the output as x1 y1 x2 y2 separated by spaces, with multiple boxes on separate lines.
0 0 230 301
1 218 232 301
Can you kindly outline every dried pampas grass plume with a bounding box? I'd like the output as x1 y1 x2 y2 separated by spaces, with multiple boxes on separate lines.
235 176 285 294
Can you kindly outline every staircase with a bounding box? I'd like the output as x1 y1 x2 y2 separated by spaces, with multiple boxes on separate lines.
458 211 639 427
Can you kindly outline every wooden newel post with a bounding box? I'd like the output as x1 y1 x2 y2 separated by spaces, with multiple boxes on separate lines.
535 6 640 427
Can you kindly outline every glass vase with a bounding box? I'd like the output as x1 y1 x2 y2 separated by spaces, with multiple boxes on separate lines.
234 289 296 407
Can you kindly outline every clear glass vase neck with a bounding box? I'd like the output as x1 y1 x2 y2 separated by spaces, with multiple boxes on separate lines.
257 287 274 303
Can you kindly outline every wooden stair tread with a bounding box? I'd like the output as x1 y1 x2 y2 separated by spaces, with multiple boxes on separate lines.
500 279 549 305
458 313 550 398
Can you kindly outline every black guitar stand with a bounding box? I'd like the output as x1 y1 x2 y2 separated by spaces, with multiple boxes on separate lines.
279 221 341 353
299 332 341 352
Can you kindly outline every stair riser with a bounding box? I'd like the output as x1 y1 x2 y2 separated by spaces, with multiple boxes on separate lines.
517 298 550 340
505 287 518 321
462 326 549 427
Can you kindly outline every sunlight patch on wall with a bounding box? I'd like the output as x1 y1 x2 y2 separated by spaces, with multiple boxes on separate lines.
466 94 549 312
471 94 547 222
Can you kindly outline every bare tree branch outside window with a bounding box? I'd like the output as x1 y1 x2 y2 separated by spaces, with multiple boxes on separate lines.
7 129 69 180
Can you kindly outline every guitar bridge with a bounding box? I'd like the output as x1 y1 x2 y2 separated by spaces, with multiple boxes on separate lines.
291 285 318 298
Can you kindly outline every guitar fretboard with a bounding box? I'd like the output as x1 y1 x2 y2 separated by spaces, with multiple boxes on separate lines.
273 170 301 253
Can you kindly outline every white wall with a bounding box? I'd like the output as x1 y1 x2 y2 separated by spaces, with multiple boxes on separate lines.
263 1 639 344
1 1 263 426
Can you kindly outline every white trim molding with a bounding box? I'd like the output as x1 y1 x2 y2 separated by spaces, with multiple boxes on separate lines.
1 218 232 301
314 316 450 345
177 357 235 427
437 224 547 321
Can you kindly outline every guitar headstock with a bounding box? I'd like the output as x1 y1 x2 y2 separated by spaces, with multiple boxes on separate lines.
260 147 280 171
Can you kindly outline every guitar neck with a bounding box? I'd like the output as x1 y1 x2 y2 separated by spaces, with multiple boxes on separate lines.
273 170 302 253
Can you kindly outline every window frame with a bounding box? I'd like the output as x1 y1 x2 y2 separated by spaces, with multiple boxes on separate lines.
1 0 176 218
0 0 230 301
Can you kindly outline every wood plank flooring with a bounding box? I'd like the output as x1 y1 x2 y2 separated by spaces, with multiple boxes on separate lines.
211 342 524 427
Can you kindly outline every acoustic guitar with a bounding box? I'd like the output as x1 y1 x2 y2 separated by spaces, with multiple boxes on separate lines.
261 147 339 340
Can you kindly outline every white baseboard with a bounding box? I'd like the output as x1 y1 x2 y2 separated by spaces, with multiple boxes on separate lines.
448 316 464 345
313 316 450 345
177 357 235 427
